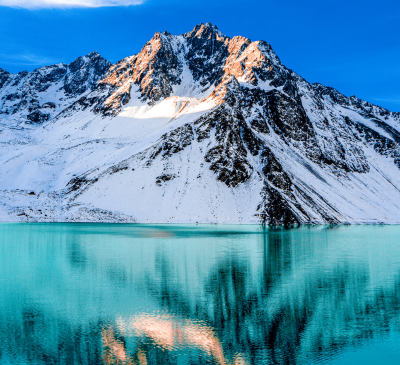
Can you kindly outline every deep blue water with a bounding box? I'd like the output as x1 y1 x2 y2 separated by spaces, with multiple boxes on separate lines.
1 223 400 365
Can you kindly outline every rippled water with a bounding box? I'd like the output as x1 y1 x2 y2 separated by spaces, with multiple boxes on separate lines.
1 224 400 364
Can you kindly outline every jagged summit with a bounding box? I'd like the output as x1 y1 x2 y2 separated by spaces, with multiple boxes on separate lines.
82 23 288 116
183 22 229 40
1 24 400 225
87 50 100 57
204 22 220 30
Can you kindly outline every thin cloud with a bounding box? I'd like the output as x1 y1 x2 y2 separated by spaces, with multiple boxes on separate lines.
0 0 145 8
0 53 59 69
371 97 400 103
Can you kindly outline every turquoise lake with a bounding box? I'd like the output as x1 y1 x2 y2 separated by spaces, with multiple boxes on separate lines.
1 223 400 364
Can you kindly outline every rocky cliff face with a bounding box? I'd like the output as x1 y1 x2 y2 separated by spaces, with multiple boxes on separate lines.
1 23 400 225
0 51 110 124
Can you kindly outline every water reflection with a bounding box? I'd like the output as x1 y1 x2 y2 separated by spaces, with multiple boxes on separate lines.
103 314 248 365
1 224 400 364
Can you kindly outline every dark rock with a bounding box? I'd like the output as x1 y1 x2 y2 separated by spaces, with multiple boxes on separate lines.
156 174 176 186
26 110 50 124
42 102 56 109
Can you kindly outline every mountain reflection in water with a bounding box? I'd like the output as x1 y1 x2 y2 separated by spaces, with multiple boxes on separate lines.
0 224 400 365
102 314 248 365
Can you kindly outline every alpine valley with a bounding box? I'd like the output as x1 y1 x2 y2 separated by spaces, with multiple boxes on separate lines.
1 23 400 225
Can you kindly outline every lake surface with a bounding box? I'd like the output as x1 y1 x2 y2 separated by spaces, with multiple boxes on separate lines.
1 224 400 365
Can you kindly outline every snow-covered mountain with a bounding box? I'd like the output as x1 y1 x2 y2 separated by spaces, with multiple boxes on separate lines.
0 51 110 124
1 23 400 224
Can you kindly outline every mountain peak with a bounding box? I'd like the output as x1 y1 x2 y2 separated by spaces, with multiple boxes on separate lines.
184 22 229 41
86 50 100 59
204 22 219 31
67 51 109 73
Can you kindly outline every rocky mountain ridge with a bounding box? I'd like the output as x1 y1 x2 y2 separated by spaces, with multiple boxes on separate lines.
1 23 400 225
0 51 110 124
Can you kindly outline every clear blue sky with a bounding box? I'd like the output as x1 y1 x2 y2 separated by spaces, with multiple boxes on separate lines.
0 0 399 111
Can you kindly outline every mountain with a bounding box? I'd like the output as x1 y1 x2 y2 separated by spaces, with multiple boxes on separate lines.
1 23 400 224
0 51 111 124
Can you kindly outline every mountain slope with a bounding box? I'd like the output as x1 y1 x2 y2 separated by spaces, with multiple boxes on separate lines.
1 23 400 224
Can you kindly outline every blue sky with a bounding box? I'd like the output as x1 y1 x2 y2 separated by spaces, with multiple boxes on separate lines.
0 0 399 111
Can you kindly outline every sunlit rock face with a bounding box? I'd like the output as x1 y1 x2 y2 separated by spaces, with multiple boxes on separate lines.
1 23 400 224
